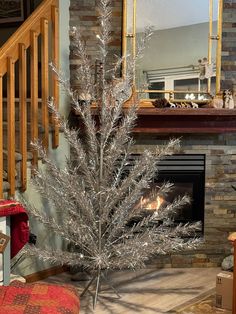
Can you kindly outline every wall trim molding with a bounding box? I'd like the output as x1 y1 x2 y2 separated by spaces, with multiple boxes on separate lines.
24 265 68 283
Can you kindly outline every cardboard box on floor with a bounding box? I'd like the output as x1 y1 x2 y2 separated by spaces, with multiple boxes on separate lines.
216 271 233 311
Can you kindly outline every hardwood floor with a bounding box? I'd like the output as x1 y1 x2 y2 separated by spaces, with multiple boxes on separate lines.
45 267 220 313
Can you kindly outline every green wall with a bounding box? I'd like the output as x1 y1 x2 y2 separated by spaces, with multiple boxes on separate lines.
14 0 71 277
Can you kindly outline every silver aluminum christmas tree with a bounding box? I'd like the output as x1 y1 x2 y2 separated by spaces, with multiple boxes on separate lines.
23 0 201 307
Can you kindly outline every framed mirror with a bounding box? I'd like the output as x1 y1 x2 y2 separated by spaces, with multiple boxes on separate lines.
123 0 223 105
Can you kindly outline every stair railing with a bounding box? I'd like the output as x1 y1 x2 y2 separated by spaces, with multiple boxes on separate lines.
0 0 59 197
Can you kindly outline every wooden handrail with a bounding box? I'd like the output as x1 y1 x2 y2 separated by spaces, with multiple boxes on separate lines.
0 0 58 75
0 0 59 196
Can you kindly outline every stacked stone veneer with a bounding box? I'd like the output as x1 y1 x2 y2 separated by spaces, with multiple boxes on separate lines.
221 0 236 90
132 133 236 268
69 0 122 90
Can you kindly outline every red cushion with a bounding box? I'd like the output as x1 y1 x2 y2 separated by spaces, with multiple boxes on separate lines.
0 200 29 258
0 281 80 314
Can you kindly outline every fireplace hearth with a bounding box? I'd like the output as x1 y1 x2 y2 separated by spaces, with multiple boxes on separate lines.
130 133 236 268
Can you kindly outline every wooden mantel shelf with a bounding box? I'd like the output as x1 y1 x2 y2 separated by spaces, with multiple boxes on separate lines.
137 108 236 116
134 108 236 133
69 107 236 134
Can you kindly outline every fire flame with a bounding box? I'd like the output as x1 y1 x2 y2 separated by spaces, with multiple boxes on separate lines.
140 195 165 211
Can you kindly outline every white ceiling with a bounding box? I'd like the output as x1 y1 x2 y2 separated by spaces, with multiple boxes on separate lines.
127 0 218 32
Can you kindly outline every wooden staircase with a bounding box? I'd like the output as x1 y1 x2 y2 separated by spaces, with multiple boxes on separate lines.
0 0 60 198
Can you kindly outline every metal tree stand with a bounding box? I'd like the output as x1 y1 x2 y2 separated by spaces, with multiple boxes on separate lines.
80 268 121 309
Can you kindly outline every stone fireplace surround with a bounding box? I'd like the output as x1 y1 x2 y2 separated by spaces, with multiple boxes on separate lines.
69 0 236 267
132 133 236 268
69 115 236 268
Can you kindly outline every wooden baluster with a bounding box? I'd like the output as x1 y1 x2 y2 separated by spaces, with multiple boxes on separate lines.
41 18 49 151
51 4 59 148
233 240 236 314
19 43 27 191
30 31 38 169
7 58 15 197
0 75 3 198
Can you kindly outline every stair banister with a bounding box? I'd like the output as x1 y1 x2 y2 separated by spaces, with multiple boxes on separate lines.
0 0 59 197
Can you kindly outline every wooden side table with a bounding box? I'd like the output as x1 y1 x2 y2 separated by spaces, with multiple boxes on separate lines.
227 232 236 314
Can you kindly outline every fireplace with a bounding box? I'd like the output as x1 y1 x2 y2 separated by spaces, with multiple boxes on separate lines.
128 133 236 268
132 154 206 233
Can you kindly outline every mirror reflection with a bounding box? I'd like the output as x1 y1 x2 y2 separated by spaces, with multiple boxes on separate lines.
126 0 219 101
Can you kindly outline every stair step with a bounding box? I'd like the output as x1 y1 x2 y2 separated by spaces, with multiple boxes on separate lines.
3 150 33 162
3 171 7 180
2 121 45 133
2 150 34 192
3 181 10 192
2 98 42 122
3 121 45 150
3 179 23 192
2 150 33 182
3 150 22 162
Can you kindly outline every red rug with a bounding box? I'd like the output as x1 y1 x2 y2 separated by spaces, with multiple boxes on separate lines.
0 280 80 313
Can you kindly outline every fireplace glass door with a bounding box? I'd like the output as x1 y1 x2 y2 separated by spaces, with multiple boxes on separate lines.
129 154 205 233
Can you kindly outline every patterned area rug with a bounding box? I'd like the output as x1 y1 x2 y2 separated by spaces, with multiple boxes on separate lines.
173 289 231 314
0 280 80 314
